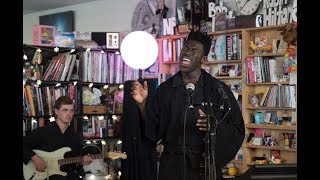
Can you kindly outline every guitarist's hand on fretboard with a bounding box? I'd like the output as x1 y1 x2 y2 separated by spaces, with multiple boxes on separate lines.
31 154 47 172
82 154 93 165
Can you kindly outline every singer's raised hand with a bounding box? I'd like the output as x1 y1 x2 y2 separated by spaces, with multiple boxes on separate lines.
131 80 148 104
197 109 208 131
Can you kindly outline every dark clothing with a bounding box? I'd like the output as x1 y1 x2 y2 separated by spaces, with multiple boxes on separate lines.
145 70 245 180
121 79 158 180
23 121 84 180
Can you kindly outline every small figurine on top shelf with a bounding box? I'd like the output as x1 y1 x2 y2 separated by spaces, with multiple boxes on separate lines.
249 41 272 54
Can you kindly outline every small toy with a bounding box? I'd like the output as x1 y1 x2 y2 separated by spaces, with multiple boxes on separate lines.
278 22 297 46
249 41 272 53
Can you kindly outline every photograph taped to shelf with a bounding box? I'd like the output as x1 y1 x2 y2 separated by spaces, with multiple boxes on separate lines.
106 32 120 49
216 64 236 76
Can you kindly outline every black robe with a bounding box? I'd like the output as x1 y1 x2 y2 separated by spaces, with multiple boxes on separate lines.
121 79 158 180
144 70 245 180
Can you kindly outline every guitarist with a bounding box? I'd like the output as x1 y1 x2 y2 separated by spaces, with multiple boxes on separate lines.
23 96 93 180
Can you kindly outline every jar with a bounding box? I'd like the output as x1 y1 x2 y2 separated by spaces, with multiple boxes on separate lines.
254 112 264 124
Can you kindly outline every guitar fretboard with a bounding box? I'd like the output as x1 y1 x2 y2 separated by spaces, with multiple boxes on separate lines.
58 154 103 165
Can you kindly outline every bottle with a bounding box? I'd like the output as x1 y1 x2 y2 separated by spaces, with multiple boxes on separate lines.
282 110 289 125
33 62 41 80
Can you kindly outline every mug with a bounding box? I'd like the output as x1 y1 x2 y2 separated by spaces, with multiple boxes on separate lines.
255 112 264 124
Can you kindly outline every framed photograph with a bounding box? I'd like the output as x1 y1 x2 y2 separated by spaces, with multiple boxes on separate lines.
106 32 120 49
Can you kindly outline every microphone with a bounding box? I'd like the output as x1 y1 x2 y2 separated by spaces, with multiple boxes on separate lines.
185 83 195 108
186 83 195 93
217 85 231 108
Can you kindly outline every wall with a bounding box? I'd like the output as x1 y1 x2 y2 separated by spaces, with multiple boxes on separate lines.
23 0 296 44
23 0 140 44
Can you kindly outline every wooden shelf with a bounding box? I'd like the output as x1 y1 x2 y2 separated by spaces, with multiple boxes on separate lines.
208 28 242 35
231 159 243 164
203 60 242 64
144 76 158 79
245 144 297 152
247 53 286 57
244 24 286 32
159 28 242 39
162 61 179 64
245 123 296 131
156 23 297 175
246 106 296 110
246 82 290 85
215 76 242 79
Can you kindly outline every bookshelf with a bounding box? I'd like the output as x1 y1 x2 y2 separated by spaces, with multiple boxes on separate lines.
156 23 297 175
241 24 297 173
158 29 243 108
22 44 132 177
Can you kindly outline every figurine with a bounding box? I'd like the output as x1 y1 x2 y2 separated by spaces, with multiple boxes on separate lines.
249 41 272 53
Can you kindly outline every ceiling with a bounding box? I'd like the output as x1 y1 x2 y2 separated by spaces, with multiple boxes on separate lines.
23 0 100 14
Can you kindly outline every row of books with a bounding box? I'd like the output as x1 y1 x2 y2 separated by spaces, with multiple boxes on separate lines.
258 85 296 108
161 33 242 63
162 38 185 62
245 56 285 83
23 84 80 117
23 117 46 136
208 34 242 61
42 52 79 81
80 51 140 84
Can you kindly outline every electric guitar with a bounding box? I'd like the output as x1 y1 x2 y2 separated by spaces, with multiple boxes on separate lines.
23 147 127 180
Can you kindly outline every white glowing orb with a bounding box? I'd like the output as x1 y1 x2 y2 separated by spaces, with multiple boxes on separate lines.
120 31 158 70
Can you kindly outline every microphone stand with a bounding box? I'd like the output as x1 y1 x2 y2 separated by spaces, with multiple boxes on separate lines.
203 101 216 180
204 100 231 180
183 91 193 180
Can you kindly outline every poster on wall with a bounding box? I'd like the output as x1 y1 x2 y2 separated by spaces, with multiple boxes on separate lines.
39 11 75 32
131 0 176 37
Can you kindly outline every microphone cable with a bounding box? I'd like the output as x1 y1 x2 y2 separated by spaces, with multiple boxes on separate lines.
183 103 189 180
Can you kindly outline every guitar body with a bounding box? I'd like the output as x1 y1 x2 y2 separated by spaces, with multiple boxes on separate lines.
23 147 71 180
23 147 127 180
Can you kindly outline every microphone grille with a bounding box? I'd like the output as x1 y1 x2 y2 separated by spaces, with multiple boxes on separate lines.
186 83 195 92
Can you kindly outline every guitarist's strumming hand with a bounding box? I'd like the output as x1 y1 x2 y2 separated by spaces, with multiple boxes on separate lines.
31 154 47 172
82 154 93 165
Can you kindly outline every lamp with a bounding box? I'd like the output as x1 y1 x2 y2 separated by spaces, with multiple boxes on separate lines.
120 31 158 70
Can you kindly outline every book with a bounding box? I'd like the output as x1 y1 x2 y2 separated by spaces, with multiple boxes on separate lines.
268 59 284 82
215 12 226 31
214 35 226 61
260 87 270 107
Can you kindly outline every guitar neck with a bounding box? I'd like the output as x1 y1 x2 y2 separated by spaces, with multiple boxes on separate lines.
58 154 104 165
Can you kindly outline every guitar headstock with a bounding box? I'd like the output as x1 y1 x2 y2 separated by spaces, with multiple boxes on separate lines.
106 151 127 160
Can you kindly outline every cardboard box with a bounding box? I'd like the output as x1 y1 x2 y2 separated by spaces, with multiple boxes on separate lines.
83 105 106 114
32 25 56 46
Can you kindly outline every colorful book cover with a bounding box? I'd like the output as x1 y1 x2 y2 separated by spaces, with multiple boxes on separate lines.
214 35 226 61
